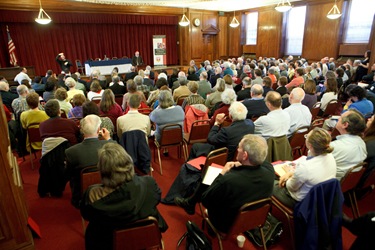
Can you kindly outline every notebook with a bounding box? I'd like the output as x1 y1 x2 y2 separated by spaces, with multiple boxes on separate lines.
202 163 224 185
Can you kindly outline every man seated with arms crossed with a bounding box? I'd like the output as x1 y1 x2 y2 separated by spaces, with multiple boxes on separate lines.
176 134 275 233
65 115 113 208
331 109 367 180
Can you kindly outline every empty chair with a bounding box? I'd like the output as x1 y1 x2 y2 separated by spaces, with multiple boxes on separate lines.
113 216 164 250
289 125 310 159
75 59 85 75
27 122 43 169
153 124 187 175
340 162 367 218
323 99 341 117
176 95 188 106
310 102 321 121
203 198 271 250
183 119 211 157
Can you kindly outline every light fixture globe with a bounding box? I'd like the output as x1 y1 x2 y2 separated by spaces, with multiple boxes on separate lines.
275 0 292 12
179 14 190 27
229 17 240 28
327 3 342 19
35 0 52 25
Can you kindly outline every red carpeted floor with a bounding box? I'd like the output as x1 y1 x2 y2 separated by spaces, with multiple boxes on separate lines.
18 147 374 250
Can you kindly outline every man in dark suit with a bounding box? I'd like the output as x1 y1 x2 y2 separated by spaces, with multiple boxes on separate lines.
125 66 137 81
175 133 274 225
242 84 270 119
65 115 114 208
188 101 254 162
109 75 126 95
236 77 251 101
143 69 155 90
55 52 73 73
131 51 144 66
209 66 223 88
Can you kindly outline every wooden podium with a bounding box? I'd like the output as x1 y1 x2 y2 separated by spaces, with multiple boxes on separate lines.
0 100 34 250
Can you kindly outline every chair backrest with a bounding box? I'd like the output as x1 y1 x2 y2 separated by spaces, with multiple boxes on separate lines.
340 162 367 193
92 96 102 104
80 166 101 195
112 57 118 60
310 118 325 128
289 125 310 150
114 94 123 107
228 198 271 236
176 95 188 106
310 102 321 121
60 110 68 118
75 59 82 67
138 107 153 115
113 216 163 250
323 99 341 117
159 124 183 147
201 147 228 177
186 119 211 144
27 122 42 144
69 117 82 127
361 167 375 190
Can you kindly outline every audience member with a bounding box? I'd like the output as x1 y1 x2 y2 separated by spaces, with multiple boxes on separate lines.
197 71 211 99
236 77 251 101
14 67 32 85
331 109 367 180
209 66 222 88
242 84 269 119
117 94 151 141
43 78 58 102
254 91 290 139
275 76 288 97
0 80 18 110
273 127 336 208
99 89 123 124
205 78 225 111
187 66 199 81
284 87 312 137
262 76 273 97
146 78 167 108
320 78 338 112
40 99 80 145
65 77 84 102
252 69 263 85
68 94 86 118
65 114 112 208
87 80 104 101
209 88 237 127
20 92 49 151
108 75 126 95
181 81 205 111
123 79 147 111
134 75 150 99
149 90 184 142
82 101 114 137
302 79 318 109
31 76 45 92
190 101 254 161
55 87 72 116
80 143 167 250
175 134 274 231
173 74 190 102
286 67 305 89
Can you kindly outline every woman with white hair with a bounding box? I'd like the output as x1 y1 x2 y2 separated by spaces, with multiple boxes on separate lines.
65 77 85 102
209 88 237 127
80 143 168 250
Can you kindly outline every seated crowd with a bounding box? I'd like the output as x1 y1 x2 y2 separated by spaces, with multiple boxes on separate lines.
1 54 375 249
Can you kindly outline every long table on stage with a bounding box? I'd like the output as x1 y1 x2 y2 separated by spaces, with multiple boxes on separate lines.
85 59 132 76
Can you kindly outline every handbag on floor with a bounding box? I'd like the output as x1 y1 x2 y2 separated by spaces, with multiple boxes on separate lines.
177 221 212 250
245 213 283 247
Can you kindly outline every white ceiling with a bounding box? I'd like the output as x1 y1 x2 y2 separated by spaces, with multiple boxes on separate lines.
76 0 301 12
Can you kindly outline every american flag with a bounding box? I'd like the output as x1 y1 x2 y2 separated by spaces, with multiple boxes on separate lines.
7 26 18 66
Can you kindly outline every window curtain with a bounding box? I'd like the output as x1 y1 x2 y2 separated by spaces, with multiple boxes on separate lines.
0 10 179 75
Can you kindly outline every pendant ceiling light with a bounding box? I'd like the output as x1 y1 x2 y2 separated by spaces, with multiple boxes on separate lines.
229 11 240 28
179 8 190 27
275 0 292 12
327 0 342 19
35 0 52 24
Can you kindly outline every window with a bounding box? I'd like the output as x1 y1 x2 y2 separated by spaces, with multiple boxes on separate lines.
343 0 375 43
246 12 258 45
285 6 307 55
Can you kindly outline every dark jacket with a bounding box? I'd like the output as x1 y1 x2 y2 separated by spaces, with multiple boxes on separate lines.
202 163 275 233
81 175 168 250
294 178 343 250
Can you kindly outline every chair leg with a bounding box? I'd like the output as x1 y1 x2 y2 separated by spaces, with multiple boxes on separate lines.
81 217 86 234
217 237 223 250
352 191 360 218
272 201 295 250
29 150 34 170
259 227 267 250
348 191 359 218
157 148 163 175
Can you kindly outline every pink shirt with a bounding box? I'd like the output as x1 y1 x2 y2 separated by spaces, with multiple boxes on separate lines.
286 77 304 89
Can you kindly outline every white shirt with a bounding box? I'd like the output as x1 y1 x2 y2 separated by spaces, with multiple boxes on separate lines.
254 109 290 139
14 72 32 85
330 134 367 180
284 103 312 136
320 92 338 111
87 90 104 101
287 154 337 201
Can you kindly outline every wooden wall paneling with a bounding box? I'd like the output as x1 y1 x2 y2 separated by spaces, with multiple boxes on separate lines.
178 19 190 66
0 100 34 250
202 13 218 62
256 9 283 58
369 14 375 72
302 1 342 61
218 16 228 58
190 11 204 64
227 12 241 57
